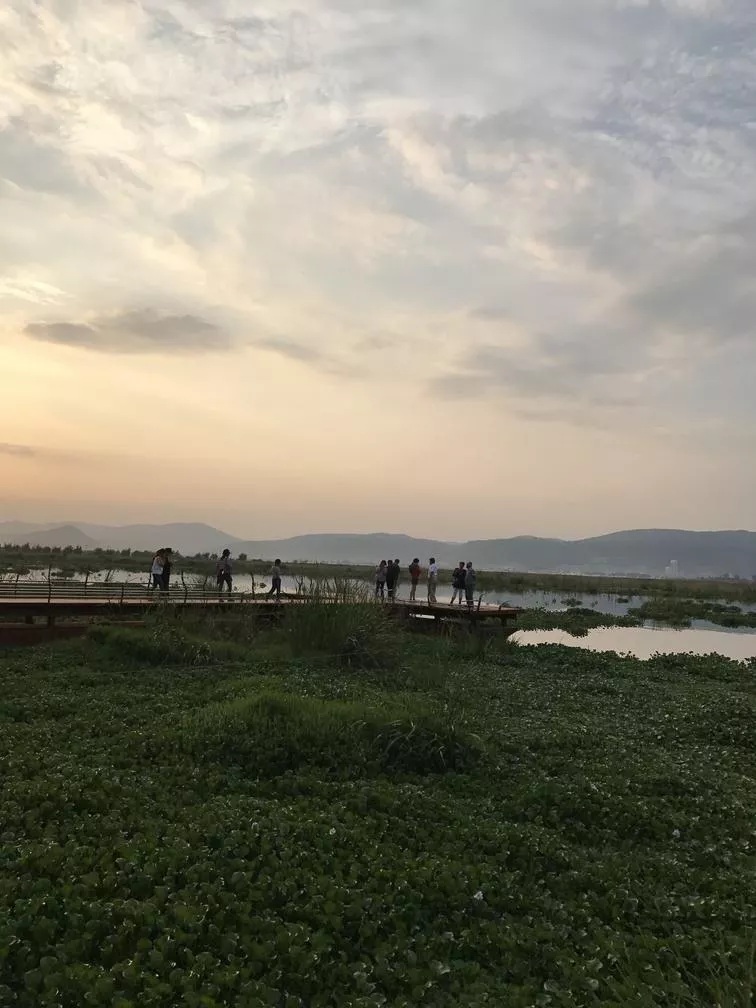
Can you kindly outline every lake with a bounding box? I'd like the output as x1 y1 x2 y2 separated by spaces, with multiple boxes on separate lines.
514 626 756 661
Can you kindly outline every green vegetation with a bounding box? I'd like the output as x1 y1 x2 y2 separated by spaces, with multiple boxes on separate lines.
629 598 756 629
1 607 755 1006
517 606 640 636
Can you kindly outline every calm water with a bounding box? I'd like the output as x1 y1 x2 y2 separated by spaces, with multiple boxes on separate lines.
514 626 756 661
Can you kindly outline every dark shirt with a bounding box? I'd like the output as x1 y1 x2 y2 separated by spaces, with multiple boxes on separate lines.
452 568 466 589
385 563 398 587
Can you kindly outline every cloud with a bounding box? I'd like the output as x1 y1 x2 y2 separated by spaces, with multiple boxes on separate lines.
1 0 755 432
255 337 325 364
25 309 229 354
0 442 36 457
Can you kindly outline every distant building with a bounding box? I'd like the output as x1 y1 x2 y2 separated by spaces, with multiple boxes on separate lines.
664 560 680 578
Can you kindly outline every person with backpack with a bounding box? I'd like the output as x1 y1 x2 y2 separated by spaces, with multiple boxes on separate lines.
408 558 421 601
465 561 477 608
450 562 466 605
216 549 233 593
375 560 387 600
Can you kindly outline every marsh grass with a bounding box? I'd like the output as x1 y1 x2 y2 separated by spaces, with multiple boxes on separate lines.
89 623 251 666
283 586 401 671
173 689 482 777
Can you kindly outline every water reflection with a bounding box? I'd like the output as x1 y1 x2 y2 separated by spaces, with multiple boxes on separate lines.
514 626 756 661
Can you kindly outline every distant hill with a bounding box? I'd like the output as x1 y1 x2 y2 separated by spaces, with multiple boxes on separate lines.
236 529 756 577
3 524 99 549
74 523 247 554
2 523 755 577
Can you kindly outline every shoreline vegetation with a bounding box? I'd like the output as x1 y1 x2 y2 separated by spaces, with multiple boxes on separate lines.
3 542 756 601
2 601 755 1006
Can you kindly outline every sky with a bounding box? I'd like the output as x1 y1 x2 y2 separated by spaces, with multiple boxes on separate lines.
1 0 756 541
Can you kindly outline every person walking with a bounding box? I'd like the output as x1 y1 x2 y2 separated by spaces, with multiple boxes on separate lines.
160 548 173 593
427 557 439 604
375 560 387 600
386 558 400 601
267 559 283 599
216 549 233 593
408 558 421 601
465 561 477 608
450 562 466 605
150 549 165 590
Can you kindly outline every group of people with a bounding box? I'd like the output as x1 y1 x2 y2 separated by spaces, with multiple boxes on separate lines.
215 551 284 598
149 548 284 598
149 548 174 591
375 558 478 607
149 549 478 607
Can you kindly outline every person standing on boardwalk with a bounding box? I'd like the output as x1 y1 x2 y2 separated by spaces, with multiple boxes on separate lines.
216 549 233 593
267 559 282 599
408 558 421 601
450 562 466 605
465 562 477 608
427 557 439 604
160 548 173 592
150 549 165 590
385 559 399 601
375 560 387 600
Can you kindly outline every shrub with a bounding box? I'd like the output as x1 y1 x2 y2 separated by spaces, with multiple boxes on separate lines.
173 690 482 776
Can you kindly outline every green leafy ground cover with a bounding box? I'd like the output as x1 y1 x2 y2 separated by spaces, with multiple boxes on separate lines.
629 599 756 630
1 618 756 1006
516 607 640 636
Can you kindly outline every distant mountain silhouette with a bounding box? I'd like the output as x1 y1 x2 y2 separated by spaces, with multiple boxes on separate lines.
2 524 99 549
2 523 755 577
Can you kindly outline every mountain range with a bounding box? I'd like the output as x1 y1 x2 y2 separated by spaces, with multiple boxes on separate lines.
1 521 755 577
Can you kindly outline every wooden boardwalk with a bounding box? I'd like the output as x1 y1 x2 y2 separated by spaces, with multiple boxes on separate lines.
0 582 521 642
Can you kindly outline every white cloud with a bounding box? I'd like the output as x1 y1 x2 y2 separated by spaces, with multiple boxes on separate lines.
1 0 756 526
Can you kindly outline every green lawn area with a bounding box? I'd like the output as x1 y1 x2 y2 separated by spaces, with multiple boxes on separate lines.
1 619 755 1006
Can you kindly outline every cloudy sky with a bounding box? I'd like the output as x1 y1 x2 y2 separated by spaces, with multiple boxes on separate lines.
1 0 755 540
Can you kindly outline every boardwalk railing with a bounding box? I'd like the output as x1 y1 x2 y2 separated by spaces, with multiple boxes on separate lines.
0 581 522 636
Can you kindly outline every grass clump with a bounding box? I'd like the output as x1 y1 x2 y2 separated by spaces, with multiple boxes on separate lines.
174 689 481 776
88 623 250 666
284 597 401 671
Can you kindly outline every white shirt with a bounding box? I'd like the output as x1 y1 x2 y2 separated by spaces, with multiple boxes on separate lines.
428 563 439 579
151 556 164 575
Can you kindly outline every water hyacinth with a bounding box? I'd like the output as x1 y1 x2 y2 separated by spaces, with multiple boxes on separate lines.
0 623 754 1006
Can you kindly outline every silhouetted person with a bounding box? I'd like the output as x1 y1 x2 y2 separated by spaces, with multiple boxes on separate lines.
267 559 282 599
465 562 477 608
386 558 400 600
427 557 439 604
160 548 173 592
375 560 387 600
450 562 466 605
216 549 233 593
408 558 421 601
